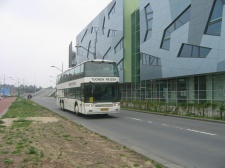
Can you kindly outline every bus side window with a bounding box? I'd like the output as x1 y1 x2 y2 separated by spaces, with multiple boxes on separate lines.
75 66 80 79
69 69 73 81
67 88 75 98
59 75 62 83
64 89 68 98
80 64 84 77
72 68 76 80
66 70 69 82
77 88 81 100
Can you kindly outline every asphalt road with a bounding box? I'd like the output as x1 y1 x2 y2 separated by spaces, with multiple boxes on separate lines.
32 92 225 168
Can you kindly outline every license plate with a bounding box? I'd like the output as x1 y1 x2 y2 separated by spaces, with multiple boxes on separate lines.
101 108 108 111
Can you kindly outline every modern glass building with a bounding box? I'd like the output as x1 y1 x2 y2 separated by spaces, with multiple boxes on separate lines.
75 0 225 104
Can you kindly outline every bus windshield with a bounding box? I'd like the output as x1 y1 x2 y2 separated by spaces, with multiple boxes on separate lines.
84 61 119 77
83 83 120 103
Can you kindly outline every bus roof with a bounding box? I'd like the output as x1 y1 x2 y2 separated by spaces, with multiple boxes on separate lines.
80 59 115 65
57 59 116 76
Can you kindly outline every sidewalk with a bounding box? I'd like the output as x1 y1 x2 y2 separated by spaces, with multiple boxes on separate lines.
0 97 16 118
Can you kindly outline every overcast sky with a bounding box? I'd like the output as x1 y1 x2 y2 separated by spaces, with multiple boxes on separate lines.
0 0 112 88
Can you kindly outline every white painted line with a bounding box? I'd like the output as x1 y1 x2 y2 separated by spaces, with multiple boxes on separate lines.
174 126 184 130
199 131 216 136
125 117 132 120
186 129 216 136
125 117 143 121
163 124 169 127
148 121 153 124
187 129 200 133
132 118 143 121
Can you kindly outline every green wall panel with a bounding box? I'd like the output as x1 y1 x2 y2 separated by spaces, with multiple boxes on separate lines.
123 0 139 83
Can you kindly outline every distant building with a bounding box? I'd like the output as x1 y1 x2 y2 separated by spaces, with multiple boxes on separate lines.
0 87 11 96
74 0 225 103
0 85 17 96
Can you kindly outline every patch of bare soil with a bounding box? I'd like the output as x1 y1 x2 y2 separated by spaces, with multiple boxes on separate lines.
1 117 59 127
0 115 157 168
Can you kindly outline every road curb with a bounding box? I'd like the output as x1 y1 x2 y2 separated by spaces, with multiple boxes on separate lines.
121 108 225 124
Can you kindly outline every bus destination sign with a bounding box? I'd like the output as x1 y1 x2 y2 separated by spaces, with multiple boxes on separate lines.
68 82 76 86
84 77 118 82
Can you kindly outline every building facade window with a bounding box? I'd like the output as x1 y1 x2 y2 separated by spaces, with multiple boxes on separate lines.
108 2 116 19
205 0 224 36
108 29 117 37
91 27 99 34
161 5 191 50
121 73 225 103
102 17 105 35
178 43 211 58
103 47 111 59
194 76 207 102
117 59 123 71
114 38 123 54
212 74 225 101
141 53 161 66
87 40 91 58
144 3 153 42
81 29 87 43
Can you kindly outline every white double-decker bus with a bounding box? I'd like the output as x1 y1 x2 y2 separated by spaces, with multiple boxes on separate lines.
56 59 120 115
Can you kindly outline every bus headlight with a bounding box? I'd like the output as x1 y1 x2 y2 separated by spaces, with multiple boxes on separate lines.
114 102 120 106
85 104 94 107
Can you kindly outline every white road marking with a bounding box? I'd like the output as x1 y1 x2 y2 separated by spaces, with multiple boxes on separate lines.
186 129 216 136
173 126 184 130
132 118 143 121
187 129 200 133
125 116 217 136
125 117 143 121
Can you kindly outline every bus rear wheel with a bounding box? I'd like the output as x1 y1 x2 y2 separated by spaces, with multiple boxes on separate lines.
60 102 64 111
75 105 80 116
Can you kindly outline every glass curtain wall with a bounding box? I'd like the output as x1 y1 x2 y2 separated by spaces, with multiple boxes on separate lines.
131 9 140 100
212 74 225 102
121 73 225 103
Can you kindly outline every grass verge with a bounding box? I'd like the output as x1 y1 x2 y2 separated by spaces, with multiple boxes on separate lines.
0 97 163 168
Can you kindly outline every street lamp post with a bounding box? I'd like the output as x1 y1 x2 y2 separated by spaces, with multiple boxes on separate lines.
75 45 96 59
75 31 97 59
51 63 63 72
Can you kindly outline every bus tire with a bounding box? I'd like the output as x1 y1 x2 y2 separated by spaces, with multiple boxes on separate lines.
60 102 64 111
75 105 80 116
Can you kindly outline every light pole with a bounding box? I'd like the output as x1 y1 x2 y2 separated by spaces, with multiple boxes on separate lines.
51 63 63 72
75 44 96 59
75 31 97 59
